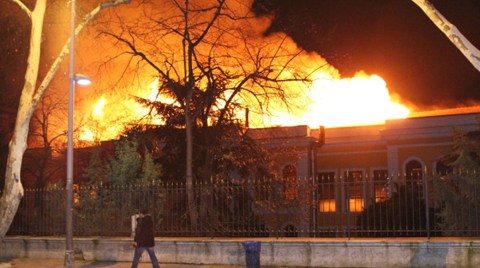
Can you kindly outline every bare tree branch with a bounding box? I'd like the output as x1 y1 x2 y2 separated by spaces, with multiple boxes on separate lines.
10 0 31 18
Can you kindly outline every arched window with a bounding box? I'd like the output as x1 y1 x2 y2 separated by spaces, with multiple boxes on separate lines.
405 160 423 182
405 159 424 197
282 165 298 200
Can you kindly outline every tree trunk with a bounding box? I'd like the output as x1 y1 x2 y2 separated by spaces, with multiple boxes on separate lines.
412 0 480 72
185 43 198 228
185 107 198 230
0 0 47 238
183 0 199 231
0 0 132 239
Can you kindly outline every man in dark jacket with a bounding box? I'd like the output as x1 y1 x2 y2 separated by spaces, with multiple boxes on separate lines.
131 209 160 268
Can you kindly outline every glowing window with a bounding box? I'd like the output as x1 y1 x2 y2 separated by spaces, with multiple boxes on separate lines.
318 172 335 212
345 170 364 212
319 199 336 212
349 199 364 212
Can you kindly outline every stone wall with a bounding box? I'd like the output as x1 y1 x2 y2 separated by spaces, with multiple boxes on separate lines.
1 237 480 267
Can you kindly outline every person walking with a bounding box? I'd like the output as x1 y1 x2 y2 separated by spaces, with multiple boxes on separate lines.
131 209 160 268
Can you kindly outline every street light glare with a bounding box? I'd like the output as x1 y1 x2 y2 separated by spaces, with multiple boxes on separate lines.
74 74 92 86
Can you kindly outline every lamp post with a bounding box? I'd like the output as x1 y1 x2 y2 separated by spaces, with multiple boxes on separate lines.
65 0 91 267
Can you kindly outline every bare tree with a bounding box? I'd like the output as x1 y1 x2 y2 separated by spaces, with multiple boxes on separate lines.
23 90 68 189
0 0 131 239
100 0 323 229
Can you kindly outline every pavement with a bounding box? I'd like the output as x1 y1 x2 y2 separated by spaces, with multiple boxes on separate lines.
0 258 242 268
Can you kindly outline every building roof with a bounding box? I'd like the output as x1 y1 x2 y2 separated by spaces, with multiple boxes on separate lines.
310 108 480 146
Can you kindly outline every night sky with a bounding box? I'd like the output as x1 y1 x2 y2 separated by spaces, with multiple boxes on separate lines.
1 0 480 112
252 0 480 109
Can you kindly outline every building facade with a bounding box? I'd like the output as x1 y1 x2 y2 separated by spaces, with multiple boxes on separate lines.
247 110 480 236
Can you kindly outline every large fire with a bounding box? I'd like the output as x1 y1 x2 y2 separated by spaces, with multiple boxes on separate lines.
312 73 409 127
264 72 409 128
79 79 172 141
79 72 410 142
75 0 410 142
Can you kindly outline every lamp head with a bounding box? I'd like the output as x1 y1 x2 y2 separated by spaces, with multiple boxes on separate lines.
74 74 92 86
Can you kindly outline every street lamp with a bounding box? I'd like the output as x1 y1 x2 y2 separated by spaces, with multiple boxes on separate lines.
74 74 92 86
65 0 91 267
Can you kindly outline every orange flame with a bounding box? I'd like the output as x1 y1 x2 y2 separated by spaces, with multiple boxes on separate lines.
79 79 174 141
257 72 409 128
74 1 410 141
314 73 409 127
80 71 409 141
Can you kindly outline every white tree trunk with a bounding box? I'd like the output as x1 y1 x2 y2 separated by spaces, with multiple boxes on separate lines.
0 0 131 239
412 0 480 72
0 0 47 238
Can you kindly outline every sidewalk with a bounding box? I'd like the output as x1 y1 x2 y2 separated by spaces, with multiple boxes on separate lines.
0 258 241 268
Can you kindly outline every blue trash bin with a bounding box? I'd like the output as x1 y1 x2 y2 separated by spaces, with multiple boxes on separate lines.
242 241 261 268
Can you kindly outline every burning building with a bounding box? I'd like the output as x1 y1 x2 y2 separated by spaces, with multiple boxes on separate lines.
244 107 480 236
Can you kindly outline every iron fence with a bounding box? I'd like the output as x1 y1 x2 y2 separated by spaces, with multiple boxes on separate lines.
6 171 480 238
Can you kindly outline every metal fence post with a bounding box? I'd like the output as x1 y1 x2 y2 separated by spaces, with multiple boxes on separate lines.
424 168 431 239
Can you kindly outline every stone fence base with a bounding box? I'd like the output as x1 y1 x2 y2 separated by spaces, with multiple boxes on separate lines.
1 237 480 267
